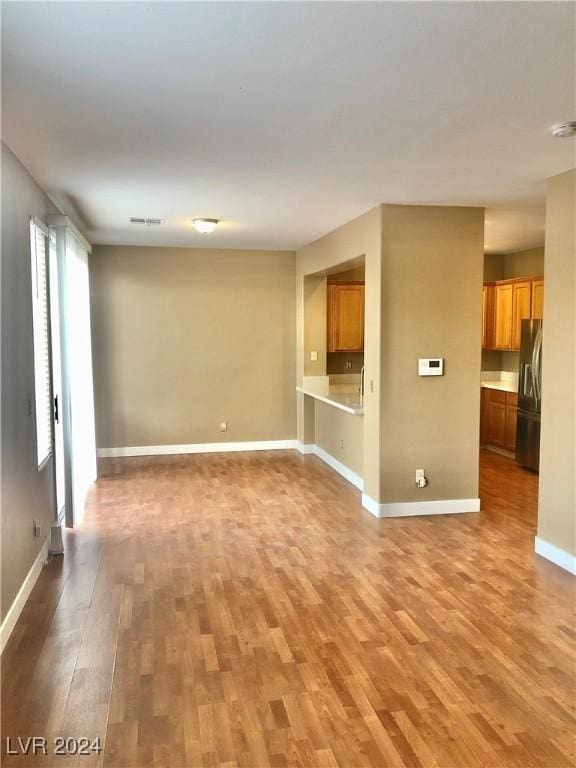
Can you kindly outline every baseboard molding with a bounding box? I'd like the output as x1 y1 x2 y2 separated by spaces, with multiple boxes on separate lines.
535 537 576 575
360 493 381 517
296 442 315 455
97 440 299 458
482 445 515 460
1 535 50 654
312 446 364 491
361 494 481 519
296 442 363 491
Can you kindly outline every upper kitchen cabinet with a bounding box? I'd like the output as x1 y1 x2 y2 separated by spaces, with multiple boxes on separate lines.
511 280 532 350
486 276 543 351
494 283 513 349
531 279 544 319
327 282 365 352
482 283 495 350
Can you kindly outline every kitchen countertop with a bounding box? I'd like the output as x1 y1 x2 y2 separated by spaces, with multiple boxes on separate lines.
296 383 364 415
480 371 518 394
480 380 518 393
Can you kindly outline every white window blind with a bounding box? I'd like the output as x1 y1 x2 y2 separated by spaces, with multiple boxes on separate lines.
30 218 52 468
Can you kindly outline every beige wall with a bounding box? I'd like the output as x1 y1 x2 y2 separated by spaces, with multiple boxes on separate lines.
303 275 327 377
90 246 296 448
484 247 545 281
483 253 505 281
538 169 575 557
379 205 484 503
297 208 382 500
1 143 59 621
504 246 544 279
315 402 363 476
481 350 503 372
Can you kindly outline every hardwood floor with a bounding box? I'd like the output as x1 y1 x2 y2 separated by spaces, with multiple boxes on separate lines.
2 450 574 767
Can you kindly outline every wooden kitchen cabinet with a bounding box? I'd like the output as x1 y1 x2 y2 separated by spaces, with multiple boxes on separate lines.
491 278 538 351
327 282 365 352
494 284 513 350
531 279 544 320
482 283 495 349
481 388 518 452
511 281 532 350
504 392 518 451
487 389 507 447
480 387 490 444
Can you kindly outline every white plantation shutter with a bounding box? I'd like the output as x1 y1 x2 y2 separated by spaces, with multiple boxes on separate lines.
30 218 52 467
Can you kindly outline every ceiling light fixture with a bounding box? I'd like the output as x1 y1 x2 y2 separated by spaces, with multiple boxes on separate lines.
192 218 220 234
550 121 576 138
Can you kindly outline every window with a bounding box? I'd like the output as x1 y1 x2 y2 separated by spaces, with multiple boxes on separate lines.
30 218 52 468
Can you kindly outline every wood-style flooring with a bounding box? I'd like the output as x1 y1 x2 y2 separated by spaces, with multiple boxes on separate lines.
2 450 575 767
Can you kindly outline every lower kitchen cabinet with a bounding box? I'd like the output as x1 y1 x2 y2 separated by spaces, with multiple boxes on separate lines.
504 396 518 451
481 388 518 452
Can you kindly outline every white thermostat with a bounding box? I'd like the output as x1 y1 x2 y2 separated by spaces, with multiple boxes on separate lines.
418 358 444 376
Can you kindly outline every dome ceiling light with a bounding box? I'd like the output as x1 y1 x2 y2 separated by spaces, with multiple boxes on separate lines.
550 121 576 137
193 218 220 234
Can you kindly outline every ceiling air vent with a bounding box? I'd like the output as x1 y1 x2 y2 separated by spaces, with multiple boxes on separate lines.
130 217 165 227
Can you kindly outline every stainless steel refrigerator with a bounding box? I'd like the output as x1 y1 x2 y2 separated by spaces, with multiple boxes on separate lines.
516 319 542 471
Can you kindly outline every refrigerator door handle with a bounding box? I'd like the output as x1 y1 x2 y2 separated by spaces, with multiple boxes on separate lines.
530 333 538 399
534 328 542 405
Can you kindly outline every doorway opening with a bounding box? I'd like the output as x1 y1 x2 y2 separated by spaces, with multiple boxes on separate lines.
480 249 543 512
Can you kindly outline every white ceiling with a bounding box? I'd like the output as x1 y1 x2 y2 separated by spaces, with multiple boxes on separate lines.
2 2 574 253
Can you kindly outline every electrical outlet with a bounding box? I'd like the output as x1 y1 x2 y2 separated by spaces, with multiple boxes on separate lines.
339 439 344 450
345 360 352 369
415 469 428 488
33 520 41 538
220 422 228 432
310 351 318 361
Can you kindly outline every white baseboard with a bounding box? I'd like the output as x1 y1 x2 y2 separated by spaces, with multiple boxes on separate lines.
296 442 315 455
1 535 50 654
361 494 480 518
312 446 364 491
360 493 381 517
97 440 298 458
296 442 363 491
535 537 576 575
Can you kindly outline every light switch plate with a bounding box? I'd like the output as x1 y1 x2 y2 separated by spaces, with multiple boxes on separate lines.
310 351 318 361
